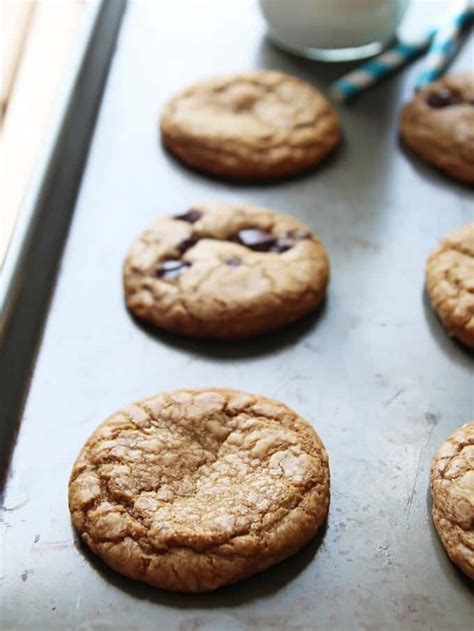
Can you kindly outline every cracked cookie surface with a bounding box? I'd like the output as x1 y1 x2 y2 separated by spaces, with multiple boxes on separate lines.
68 388 330 592
400 73 474 183
123 202 329 339
430 421 474 579
425 223 474 348
160 70 341 179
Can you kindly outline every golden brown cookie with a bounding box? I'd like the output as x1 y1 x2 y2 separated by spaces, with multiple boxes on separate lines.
68 388 330 592
123 202 329 339
400 73 474 183
160 70 341 180
430 422 474 579
425 223 474 348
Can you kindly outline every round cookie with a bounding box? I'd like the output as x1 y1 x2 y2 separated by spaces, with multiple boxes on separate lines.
160 70 341 180
430 422 474 579
400 73 474 183
68 388 330 592
123 202 329 339
425 223 474 348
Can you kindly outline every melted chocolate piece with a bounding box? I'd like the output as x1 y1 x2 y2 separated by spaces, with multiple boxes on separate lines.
177 234 198 255
426 88 462 109
156 260 191 279
270 238 295 253
292 231 312 241
272 231 313 252
174 209 202 224
235 229 277 251
224 256 242 267
235 228 311 253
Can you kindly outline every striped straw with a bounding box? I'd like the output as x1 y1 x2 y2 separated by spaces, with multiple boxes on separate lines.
329 32 435 103
415 1 474 90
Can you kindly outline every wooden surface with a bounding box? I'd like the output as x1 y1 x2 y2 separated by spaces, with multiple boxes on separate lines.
0 0 87 264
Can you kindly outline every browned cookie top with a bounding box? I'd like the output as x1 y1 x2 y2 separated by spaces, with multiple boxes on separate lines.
123 202 329 339
430 421 474 579
160 70 341 179
400 73 474 183
426 223 474 348
68 389 330 592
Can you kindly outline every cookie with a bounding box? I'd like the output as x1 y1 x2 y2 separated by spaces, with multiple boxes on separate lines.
160 70 341 180
123 202 329 339
430 422 474 579
425 223 474 348
400 73 474 183
68 388 330 592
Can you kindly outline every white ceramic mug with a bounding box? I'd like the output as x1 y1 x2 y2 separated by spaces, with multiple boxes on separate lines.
259 0 411 61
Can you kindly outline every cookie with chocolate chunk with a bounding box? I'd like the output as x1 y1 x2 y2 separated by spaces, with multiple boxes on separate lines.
430 421 474 579
400 73 474 183
123 202 329 339
160 70 341 180
68 388 330 592
426 223 474 348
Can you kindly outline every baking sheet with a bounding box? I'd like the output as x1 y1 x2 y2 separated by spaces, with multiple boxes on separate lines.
1 1 473 629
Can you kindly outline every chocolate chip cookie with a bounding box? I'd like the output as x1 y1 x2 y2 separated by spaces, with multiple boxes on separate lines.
426 223 474 348
400 73 474 183
160 70 341 180
430 421 474 579
68 388 330 592
123 202 329 339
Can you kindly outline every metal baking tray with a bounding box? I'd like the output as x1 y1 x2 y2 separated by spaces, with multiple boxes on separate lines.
1 1 472 628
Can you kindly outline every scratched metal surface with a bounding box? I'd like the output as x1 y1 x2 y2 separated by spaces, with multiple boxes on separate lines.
1 1 473 629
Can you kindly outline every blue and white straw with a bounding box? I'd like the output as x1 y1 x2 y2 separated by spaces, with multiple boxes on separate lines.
415 1 474 90
329 32 434 103
329 2 474 103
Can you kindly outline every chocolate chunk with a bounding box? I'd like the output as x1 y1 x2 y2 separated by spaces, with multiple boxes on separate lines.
174 209 202 224
292 231 312 240
235 229 277 252
469 98 474 106
269 230 313 252
177 234 198 254
234 228 308 253
224 256 242 267
270 238 295 253
426 88 462 109
157 260 191 279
